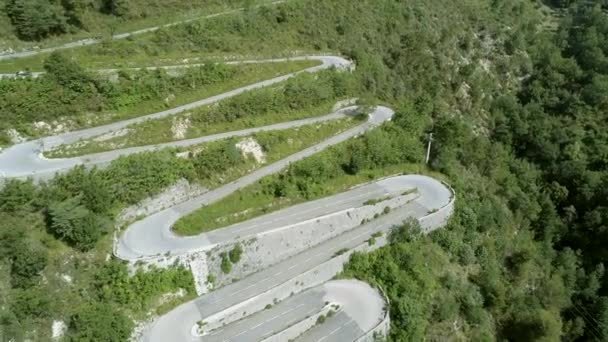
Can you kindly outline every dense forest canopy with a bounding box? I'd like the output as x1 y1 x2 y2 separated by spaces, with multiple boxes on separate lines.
0 0 250 41
0 0 608 341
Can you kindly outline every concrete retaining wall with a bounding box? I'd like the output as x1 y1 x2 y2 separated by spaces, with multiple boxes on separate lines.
419 181 456 233
203 192 419 289
355 287 390 342
199 181 456 335
201 241 371 331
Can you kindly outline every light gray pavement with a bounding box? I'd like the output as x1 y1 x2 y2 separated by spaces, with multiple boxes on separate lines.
142 175 452 342
0 56 328 79
204 286 326 342
0 55 352 180
205 279 382 342
0 1 286 61
297 311 361 342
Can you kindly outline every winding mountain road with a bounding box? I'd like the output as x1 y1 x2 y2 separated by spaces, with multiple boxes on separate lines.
1 49 455 340
0 56 350 180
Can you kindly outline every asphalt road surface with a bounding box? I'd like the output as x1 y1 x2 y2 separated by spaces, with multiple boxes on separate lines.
204 280 382 342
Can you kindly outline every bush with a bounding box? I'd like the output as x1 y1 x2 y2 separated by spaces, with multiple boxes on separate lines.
6 0 69 40
220 253 232 274
67 303 133 342
229 244 243 264
47 196 111 251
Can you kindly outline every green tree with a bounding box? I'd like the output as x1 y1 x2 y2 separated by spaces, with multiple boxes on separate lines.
101 0 131 17
0 179 37 212
229 244 243 263
6 0 68 40
67 303 132 342
47 196 111 251
43 51 95 93
10 286 51 320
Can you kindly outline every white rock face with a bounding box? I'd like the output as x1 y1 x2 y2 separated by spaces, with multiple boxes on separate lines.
171 117 191 140
34 121 52 131
6 128 25 143
118 179 208 225
60 274 73 284
52 320 67 339
332 98 358 111
236 137 266 163
189 255 211 295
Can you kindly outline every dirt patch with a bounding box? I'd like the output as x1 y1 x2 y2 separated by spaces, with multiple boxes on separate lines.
236 137 266 163
171 116 191 140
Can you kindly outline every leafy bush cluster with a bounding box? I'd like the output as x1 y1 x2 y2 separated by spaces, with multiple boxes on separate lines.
192 70 354 126
220 244 243 274
262 116 425 201
1 0 248 41
0 52 235 142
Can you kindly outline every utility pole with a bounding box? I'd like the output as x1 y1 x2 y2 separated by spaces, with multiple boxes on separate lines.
425 133 433 164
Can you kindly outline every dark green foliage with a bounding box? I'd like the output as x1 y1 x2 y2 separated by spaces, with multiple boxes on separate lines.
0 223 47 288
220 252 232 274
93 261 194 311
5 0 69 40
191 140 243 180
229 244 243 264
101 0 131 17
10 286 51 320
43 52 95 93
0 179 37 212
8 245 47 288
67 303 133 342
47 195 111 251
104 151 195 205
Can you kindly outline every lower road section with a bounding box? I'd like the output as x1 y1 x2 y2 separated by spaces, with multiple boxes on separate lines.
142 175 453 341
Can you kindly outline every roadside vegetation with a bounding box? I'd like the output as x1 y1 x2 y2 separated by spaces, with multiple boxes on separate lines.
2 0 608 340
46 69 356 157
0 0 272 49
0 54 317 145
173 115 428 235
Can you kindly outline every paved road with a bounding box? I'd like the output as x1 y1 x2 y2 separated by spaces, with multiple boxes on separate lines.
143 175 452 341
0 55 352 180
204 280 382 342
0 1 286 61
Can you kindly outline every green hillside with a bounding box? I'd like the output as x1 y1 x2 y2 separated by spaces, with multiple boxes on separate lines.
1 0 607 341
